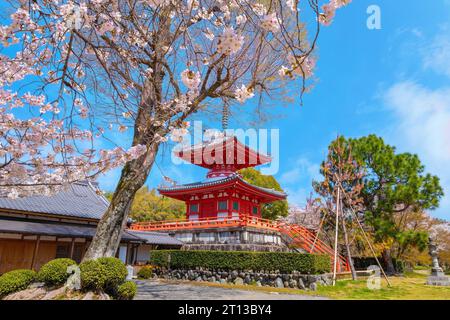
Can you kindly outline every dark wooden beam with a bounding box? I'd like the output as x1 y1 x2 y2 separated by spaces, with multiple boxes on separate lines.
69 238 75 259
31 235 41 270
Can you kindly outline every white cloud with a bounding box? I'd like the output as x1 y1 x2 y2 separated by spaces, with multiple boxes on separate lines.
422 31 450 78
280 157 320 185
279 157 321 207
383 81 450 219
284 186 310 208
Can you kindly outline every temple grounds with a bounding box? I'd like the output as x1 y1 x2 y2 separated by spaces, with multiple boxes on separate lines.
135 269 450 300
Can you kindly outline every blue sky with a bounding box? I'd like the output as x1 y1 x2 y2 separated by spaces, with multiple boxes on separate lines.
96 1 450 220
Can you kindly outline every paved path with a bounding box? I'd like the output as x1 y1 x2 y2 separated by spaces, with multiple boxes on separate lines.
134 279 328 300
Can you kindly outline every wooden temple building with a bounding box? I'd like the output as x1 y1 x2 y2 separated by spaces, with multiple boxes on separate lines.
0 181 182 274
130 136 349 271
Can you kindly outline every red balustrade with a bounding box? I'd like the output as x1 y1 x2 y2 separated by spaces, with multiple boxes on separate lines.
129 215 350 272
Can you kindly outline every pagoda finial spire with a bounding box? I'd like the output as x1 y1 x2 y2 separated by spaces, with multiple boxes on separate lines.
222 100 229 130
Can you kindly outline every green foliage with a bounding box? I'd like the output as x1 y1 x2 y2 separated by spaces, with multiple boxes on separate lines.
96 257 128 290
116 281 137 300
79 257 127 292
137 266 153 279
397 230 429 252
347 134 443 243
79 260 107 291
37 258 77 286
0 269 36 298
149 250 330 274
239 168 288 220
319 135 443 267
108 187 185 222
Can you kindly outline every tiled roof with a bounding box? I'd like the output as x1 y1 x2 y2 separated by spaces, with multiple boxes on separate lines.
159 174 286 198
127 230 184 246
0 219 140 242
0 181 109 220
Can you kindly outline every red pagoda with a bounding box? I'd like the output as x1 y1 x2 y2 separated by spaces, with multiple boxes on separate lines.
130 135 349 271
159 136 286 221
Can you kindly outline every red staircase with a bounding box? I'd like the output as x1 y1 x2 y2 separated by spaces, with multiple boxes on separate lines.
130 215 350 272
277 222 349 272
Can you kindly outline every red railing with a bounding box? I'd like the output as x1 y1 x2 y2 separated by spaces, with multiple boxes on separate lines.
129 215 349 272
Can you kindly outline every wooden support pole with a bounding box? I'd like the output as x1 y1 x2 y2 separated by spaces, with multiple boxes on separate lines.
126 242 131 265
69 238 75 259
31 235 41 270
311 210 328 252
332 188 340 286
336 181 392 287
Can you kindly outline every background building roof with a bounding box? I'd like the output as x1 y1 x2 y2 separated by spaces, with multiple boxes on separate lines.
127 230 184 246
0 181 109 220
0 219 140 242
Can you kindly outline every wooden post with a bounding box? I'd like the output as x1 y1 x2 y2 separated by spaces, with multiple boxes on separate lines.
332 188 340 286
31 235 41 270
336 180 392 287
126 242 131 265
69 238 75 259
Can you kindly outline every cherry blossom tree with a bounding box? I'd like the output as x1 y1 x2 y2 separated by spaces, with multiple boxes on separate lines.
0 0 351 259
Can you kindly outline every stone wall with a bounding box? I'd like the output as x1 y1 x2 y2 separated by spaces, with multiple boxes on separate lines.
153 267 332 291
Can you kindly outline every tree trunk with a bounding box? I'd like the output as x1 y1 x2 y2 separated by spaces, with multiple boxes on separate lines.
83 9 171 261
341 213 357 280
83 142 159 260
381 248 396 275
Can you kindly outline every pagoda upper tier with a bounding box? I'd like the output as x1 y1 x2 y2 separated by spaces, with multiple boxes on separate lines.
159 135 286 220
175 135 272 178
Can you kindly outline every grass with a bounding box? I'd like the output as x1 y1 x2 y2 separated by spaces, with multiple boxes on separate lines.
171 270 450 300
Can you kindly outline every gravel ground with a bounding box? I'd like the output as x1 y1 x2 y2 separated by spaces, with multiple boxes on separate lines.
134 279 328 300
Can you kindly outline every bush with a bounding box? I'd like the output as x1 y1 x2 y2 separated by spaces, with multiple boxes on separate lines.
137 266 153 279
149 250 330 274
96 257 127 290
0 269 36 298
116 281 137 300
80 257 127 292
37 258 77 286
80 259 107 291
353 257 408 273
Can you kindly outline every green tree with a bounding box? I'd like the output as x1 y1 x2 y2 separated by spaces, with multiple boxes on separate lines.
239 168 288 220
347 135 443 273
314 136 365 279
105 187 185 222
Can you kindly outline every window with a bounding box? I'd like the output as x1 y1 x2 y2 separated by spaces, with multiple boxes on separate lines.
252 206 258 215
232 201 239 211
55 244 70 258
218 200 228 211
190 203 199 213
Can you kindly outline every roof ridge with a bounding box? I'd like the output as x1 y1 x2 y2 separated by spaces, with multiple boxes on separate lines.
86 180 110 207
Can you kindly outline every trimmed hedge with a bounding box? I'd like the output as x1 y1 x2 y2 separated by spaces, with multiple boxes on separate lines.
116 281 137 300
149 250 330 274
0 269 36 298
37 258 77 286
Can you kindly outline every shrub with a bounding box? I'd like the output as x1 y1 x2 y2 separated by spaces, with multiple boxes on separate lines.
116 281 137 300
37 258 77 286
80 257 127 292
79 259 107 291
0 269 36 298
137 266 153 279
149 250 330 274
96 257 127 290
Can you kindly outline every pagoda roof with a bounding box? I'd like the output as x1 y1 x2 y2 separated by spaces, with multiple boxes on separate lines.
174 135 272 170
158 173 286 202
